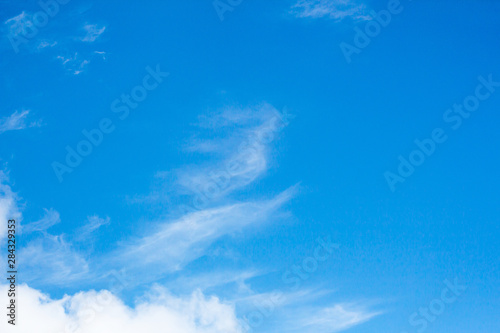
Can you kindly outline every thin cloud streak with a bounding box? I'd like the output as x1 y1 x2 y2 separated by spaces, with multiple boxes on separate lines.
290 0 371 21
112 186 297 284
22 208 61 234
297 303 383 332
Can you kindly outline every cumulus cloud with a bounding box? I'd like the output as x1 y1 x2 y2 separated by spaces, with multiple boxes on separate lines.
0 284 243 333
290 0 371 21
0 110 41 134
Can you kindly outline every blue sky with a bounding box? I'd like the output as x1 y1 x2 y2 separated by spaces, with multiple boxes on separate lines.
1 0 500 332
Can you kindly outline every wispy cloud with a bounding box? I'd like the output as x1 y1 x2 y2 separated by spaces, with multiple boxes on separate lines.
23 208 60 234
3 11 107 72
0 110 41 134
57 52 91 75
296 302 383 332
94 50 107 60
80 23 106 42
20 234 90 285
115 104 296 286
4 11 33 37
114 186 296 284
75 215 110 240
234 287 382 332
173 269 262 295
36 40 58 51
290 0 371 21
131 104 291 208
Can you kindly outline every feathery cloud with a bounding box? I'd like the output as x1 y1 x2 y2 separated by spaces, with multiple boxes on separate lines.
19 234 90 285
296 303 382 332
4 11 34 37
77 215 110 237
133 104 292 208
22 208 60 234
0 110 41 134
290 0 371 21
114 186 296 285
80 23 106 42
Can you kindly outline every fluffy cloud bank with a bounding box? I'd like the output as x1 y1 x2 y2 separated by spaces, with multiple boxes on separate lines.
0 284 243 333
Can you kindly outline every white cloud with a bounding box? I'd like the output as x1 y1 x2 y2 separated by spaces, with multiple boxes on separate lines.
81 23 106 42
173 269 262 295
94 50 107 60
290 0 371 21
77 215 110 237
144 104 292 207
232 287 382 332
20 234 90 285
296 303 382 332
37 40 58 50
22 208 60 233
4 11 34 37
0 110 41 134
0 284 381 333
113 186 296 284
0 102 382 332
0 284 243 333
57 52 91 75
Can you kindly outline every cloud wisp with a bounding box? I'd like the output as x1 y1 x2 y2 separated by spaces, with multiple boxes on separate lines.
75 215 110 239
290 0 371 21
80 23 106 42
295 303 383 332
131 103 292 211
22 208 61 234
0 110 41 134
113 186 297 285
